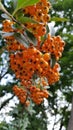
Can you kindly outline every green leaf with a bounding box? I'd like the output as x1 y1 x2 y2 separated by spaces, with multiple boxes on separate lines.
50 54 56 68
0 31 14 37
25 30 37 46
51 16 69 22
14 33 30 47
1 13 12 20
13 0 40 16
22 116 30 130
18 16 39 24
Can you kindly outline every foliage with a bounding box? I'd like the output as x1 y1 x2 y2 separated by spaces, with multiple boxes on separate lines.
13 0 40 16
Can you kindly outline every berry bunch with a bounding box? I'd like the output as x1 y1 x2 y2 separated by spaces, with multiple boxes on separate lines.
13 85 27 104
23 0 51 37
13 85 49 105
9 46 60 86
40 34 65 60
2 20 25 51
2 0 65 106
30 86 49 105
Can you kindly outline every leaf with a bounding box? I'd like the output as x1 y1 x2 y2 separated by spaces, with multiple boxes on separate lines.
0 32 14 37
0 31 14 37
14 33 30 47
22 116 30 130
13 0 40 16
1 13 12 20
13 23 23 30
51 16 69 22
18 16 39 24
50 54 56 68
25 30 37 46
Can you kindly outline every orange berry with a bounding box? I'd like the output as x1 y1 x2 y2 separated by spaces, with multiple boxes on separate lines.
43 53 50 62
25 100 30 107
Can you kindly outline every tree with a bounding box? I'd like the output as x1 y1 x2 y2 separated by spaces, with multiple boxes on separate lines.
67 97 73 130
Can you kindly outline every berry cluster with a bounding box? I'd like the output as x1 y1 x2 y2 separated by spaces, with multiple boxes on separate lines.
2 20 25 51
13 85 49 105
40 34 65 60
10 46 60 86
13 85 27 104
23 0 51 37
2 0 65 106
30 86 49 105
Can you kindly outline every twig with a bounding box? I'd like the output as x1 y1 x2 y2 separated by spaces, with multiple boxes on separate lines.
0 95 14 110
0 70 9 81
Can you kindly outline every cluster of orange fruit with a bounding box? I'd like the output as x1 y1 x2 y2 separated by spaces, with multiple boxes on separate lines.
2 0 65 106
23 0 51 37
13 85 49 106
9 47 60 86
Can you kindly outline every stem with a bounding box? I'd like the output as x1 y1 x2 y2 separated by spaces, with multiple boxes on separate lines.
12 9 18 17
0 71 8 81
0 2 11 17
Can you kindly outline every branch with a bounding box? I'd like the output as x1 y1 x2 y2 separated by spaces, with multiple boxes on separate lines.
59 117 63 130
0 95 14 110
0 71 8 81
